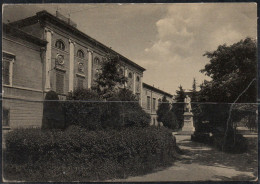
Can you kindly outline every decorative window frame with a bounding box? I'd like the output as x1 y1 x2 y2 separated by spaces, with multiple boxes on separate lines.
2 51 15 87
93 57 100 65
55 69 66 94
55 53 65 66
78 61 84 73
136 76 140 82
2 107 10 129
55 39 65 51
128 72 132 78
147 96 151 110
152 98 156 110
77 49 85 59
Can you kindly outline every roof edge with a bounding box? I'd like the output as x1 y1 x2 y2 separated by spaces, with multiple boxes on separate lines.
143 83 173 98
36 10 146 72
3 23 47 47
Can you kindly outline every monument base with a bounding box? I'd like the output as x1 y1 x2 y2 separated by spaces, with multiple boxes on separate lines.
179 112 194 135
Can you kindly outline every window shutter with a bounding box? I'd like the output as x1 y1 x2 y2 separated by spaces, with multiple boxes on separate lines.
3 61 10 85
3 108 10 126
77 77 84 89
147 96 151 109
56 72 64 94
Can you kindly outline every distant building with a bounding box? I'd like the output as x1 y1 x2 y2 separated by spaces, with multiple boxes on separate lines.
142 83 173 126
2 10 173 133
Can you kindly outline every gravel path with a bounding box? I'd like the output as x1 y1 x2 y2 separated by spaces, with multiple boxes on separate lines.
109 134 257 182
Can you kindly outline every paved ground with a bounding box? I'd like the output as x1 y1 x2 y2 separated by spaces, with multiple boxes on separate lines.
110 134 257 182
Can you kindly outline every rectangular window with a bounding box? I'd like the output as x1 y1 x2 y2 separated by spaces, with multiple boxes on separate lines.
3 108 10 127
3 60 10 85
77 77 84 89
153 98 156 110
56 71 65 94
147 96 151 109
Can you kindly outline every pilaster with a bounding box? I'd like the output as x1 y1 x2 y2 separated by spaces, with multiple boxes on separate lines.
44 28 53 91
69 39 75 92
87 49 93 89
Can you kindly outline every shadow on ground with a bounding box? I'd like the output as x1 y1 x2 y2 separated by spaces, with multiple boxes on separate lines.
177 136 258 180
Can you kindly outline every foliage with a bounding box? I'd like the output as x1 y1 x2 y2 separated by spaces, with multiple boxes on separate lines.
102 88 151 128
4 126 179 181
157 96 178 130
63 88 103 130
191 132 211 144
161 111 179 130
232 104 257 130
192 38 256 153
212 129 248 153
63 88 150 130
42 90 65 130
157 96 170 123
200 37 257 103
92 53 127 99
172 85 185 129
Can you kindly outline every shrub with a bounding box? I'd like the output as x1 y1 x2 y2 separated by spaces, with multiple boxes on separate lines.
105 89 151 128
161 111 179 130
191 132 211 144
63 88 150 130
42 91 65 130
4 126 179 181
63 88 103 130
212 128 248 153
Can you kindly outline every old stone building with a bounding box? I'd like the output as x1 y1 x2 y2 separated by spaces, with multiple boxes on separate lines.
2 10 172 132
142 83 173 126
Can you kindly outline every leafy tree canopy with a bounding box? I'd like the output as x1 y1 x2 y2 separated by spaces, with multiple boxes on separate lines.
92 53 127 99
200 37 257 103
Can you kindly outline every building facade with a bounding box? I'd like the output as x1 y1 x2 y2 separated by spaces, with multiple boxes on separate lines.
142 83 173 126
2 10 172 133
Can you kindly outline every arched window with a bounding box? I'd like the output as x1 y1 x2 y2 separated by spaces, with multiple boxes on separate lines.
94 57 100 65
119 68 124 75
77 50 84 58
136 76 140 82
128 72 132 78
55 40 65 51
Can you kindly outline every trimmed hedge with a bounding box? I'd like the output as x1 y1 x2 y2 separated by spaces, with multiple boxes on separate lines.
63 89 103 130
62 88 150 130
4 126 178 181
42 90 65 129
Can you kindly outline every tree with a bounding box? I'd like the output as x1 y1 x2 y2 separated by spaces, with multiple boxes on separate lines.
157 96 178 130
190 78 201 130
200 37 257 103
92 53 127 99
42 91 65 130
192 78 196 91
162 111 179 130
191 78 198 101
195 37 257 152
172 85 185 129
157 96 170 123
104 88 151 128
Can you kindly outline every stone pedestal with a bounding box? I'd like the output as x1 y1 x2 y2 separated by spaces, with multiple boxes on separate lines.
180 112 194 134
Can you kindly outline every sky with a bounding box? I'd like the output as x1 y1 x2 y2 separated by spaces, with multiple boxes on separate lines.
2 3 257 95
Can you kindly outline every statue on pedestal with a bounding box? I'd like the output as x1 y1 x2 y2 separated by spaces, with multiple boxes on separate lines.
184 95 192 112
181 95 194 134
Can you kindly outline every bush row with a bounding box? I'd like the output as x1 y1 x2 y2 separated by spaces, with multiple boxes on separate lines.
42 89 151 130
4 126 178 181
